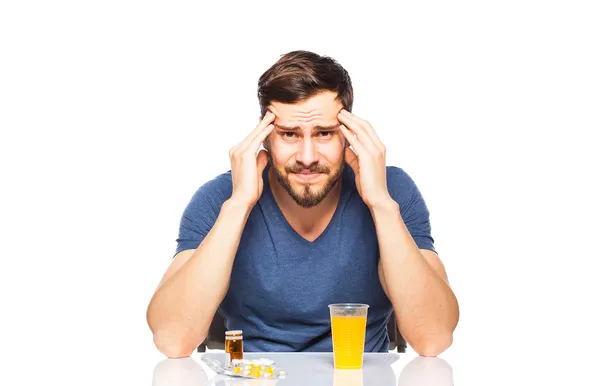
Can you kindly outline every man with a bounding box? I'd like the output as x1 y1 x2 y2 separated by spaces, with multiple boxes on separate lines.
146 50 459 358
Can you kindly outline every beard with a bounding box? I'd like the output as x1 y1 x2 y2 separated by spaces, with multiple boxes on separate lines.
270 157 344 208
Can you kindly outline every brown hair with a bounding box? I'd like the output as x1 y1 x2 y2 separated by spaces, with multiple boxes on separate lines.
257 50 354 117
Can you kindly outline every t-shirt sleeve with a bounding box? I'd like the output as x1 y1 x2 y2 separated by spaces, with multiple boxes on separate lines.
387 167 437 254
174 172 233 256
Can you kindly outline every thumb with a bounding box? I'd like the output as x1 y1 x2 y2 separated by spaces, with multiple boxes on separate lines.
256 149 269 175
345 146 359 174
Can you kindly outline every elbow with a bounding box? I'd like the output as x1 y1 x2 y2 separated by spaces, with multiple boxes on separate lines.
152 327 205 359
146 302 200 358
412 333 453 357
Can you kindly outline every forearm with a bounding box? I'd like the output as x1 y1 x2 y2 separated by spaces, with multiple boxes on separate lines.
147 198 252 356
371 200 459 355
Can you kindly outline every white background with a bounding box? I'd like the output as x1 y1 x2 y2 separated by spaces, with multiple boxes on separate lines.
1 1 599 385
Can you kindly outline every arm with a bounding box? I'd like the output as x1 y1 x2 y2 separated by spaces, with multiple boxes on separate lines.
146 112 275 358
372 199 459 356
337 109 459 357
146 198 253 358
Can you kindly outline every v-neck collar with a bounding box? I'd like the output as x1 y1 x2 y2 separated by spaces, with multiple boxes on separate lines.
261 164 352 246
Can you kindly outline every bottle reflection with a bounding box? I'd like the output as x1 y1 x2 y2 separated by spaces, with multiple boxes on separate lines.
333 369 364 386
397 356 454 386
152 357 208 386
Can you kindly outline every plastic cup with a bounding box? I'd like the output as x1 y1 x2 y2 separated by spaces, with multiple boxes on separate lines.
329 303 369 369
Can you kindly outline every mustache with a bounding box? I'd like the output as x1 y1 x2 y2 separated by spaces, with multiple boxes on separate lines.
285 163 331 174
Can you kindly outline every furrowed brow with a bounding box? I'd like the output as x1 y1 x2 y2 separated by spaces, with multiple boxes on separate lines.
273 124 300 131
273 124 340 131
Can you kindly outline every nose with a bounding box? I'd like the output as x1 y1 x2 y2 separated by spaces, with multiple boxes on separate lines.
295 138 319 167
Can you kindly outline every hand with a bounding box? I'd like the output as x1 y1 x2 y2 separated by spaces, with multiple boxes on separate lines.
337 109 393 209
228 111 275 208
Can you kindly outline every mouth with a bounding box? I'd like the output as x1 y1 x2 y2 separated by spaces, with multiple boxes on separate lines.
292 170 323 182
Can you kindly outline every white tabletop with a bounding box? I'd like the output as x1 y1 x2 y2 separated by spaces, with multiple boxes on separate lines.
152 351 454 386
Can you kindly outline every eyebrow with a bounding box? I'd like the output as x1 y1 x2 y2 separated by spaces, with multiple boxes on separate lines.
273 123 340 131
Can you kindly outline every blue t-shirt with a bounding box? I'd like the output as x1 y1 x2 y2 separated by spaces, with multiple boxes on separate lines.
176 164 435 352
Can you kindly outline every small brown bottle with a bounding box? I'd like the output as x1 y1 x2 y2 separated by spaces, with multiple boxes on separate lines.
225 330 243 362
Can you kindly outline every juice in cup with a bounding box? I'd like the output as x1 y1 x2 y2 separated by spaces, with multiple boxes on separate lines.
329 303 369 369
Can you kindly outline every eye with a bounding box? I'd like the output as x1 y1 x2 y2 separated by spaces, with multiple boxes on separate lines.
281 132 298 140
317 131 333 139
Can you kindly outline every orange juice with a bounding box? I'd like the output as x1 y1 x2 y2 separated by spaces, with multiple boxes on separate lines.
331 315 367 369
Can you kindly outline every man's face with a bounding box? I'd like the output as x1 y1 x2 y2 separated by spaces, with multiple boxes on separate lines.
265 91 345 208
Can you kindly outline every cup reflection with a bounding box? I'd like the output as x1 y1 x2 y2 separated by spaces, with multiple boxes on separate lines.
333 369 364 386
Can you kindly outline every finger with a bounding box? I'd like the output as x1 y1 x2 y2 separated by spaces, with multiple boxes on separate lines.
256 149 269 174
247 123 274 154
338 111 379 154
344 146 359 175
240 111 276 149
339 124 368 158
339 110 385 152
343 110 385 151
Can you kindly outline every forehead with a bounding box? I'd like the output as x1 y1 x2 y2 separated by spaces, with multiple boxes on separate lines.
269 91 343 127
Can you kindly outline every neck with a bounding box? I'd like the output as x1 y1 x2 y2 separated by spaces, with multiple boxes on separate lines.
268 167 342 235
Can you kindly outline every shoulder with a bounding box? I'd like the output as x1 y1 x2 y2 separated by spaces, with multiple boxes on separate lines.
186 171 233 212
176 171 233 253
386 166 420 203
387 167 436 252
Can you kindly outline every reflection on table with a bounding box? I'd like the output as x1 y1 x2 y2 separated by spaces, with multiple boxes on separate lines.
151 352 453 386
152 357 208 386
397 356 454 386
202 352 397 386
